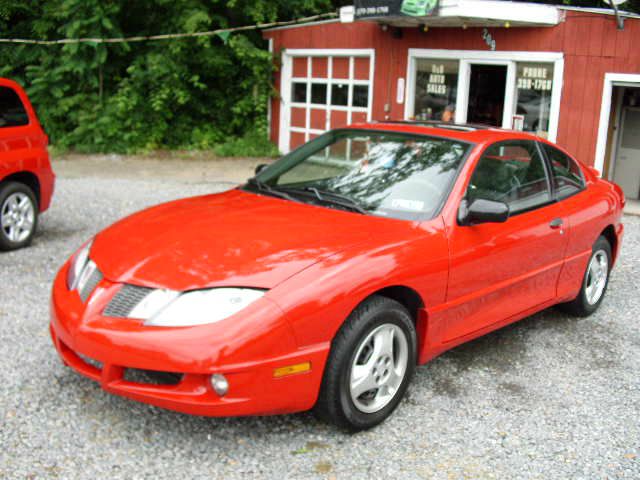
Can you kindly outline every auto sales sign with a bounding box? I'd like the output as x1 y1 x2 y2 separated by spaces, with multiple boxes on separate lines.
355 0 439 19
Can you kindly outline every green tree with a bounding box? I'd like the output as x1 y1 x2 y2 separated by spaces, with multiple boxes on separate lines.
0 0 333 153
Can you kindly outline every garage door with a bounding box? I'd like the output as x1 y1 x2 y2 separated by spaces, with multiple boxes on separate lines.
280 50 374 153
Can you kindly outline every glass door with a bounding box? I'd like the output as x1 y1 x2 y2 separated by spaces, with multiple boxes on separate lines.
466 65 507 127
456 60 516 129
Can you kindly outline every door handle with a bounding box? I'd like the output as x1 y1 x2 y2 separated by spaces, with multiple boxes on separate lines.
549 218 564 229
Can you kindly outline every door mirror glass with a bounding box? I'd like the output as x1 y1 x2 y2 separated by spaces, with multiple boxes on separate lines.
459 198 510 225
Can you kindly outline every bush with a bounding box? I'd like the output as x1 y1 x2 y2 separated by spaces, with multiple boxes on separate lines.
213 130 279 158
0 0 332 153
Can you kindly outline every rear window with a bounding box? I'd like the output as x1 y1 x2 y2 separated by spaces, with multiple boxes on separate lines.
0 86 29 128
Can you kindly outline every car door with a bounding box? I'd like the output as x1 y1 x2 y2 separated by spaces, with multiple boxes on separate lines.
442 139 568 343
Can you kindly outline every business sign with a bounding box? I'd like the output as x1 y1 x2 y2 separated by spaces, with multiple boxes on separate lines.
354 0 439 19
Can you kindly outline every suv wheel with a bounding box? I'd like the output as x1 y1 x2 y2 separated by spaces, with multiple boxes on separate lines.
0 181 38 251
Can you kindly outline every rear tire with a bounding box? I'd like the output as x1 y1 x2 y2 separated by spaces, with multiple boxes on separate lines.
558 235 611 317
314 295 417 431
0 182 38 251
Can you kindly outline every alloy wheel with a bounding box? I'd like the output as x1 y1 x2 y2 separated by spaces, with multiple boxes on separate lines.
1 192 35 243
349 323 409 414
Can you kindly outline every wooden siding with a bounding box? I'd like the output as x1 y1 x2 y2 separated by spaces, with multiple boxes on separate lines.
265 11 640 166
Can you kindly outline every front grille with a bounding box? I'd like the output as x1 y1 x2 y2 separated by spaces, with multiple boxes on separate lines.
124 368 183 386
79 267 103 302
104 284 153 318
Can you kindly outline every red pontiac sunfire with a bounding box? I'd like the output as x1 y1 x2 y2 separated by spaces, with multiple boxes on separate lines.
50 123 624 430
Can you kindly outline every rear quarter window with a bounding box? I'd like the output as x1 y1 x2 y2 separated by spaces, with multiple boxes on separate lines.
0 86 29 128
542 143 585 200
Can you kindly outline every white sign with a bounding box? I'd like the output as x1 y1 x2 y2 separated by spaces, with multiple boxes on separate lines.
512 114 524 131
518 66 553 91
396 78 405 104
426 64 447 95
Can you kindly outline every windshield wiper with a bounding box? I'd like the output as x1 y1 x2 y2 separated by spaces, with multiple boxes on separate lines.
281 186 369 215
246 178 301 204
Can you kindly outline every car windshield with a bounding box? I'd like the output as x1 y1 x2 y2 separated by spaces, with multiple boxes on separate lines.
245 129 470 221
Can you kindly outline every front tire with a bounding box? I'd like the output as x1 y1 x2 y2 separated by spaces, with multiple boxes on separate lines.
0 182 38 251
314 295 417 431
558 235 612 317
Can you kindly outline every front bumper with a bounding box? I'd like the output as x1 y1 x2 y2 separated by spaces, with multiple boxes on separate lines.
50 264 329 416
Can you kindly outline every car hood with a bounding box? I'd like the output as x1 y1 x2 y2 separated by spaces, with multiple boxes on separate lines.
91 189 418 291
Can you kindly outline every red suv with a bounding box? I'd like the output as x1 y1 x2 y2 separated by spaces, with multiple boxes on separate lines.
0 78 55 251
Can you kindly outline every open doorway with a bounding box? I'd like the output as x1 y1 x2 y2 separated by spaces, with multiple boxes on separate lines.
604 86 640 201
467 65 507 127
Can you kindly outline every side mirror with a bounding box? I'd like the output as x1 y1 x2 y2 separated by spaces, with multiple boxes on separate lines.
255 163 269 175
458 198 509 226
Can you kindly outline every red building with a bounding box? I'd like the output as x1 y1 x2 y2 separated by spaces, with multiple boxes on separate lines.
263 1 640 201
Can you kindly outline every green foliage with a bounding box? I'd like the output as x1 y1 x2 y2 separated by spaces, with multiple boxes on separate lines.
0 0 333 154
213 129 280 157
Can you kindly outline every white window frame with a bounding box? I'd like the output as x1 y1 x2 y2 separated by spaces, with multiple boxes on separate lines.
405 49 564 142
279 48 375 153
594 73 640 175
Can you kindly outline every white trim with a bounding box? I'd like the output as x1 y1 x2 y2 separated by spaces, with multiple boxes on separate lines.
267 38 274 139
278 52 292 153
594 73 640 175
435 0 561 26
278 48 376 153
284 48 376 57
291 77 371 85
407 49 563 63
558 6 640 19
405 49 564 141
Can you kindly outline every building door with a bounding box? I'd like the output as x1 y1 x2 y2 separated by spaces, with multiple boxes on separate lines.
279 51 374 153
467 65 507 127
613 106 640 200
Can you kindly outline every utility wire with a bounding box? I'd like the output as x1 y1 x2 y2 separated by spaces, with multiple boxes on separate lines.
0 12 337 45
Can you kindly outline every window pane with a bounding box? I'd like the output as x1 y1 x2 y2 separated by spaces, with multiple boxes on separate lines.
353 85 369 108
0 87 28 128
468 140 551 214
311 83 327 105
515 63 554 138
413 59 458 122
542 143 584 199
331 84 349 106
292 82 307 103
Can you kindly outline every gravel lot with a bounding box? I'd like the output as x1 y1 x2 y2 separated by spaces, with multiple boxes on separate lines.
1 160 639 479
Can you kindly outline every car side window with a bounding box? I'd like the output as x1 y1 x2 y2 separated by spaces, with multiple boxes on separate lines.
542 143 585 200
466 140 551 215
0 86 29 128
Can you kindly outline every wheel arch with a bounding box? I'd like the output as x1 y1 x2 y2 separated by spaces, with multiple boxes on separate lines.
600 224 618 263
1 171 41 207
363 285 428 364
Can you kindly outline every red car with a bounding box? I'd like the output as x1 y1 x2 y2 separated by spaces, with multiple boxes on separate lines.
0 78 54 251
50 123 624 430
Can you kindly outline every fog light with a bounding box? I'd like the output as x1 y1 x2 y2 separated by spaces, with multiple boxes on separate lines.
210 374 228 396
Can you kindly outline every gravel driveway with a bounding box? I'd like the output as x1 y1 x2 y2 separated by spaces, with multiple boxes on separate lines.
1 163 639 479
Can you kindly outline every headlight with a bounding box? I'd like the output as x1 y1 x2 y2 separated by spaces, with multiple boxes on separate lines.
132 288 265 327
67 239 93 290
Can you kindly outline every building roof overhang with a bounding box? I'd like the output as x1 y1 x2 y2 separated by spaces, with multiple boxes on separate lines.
346 0 564 28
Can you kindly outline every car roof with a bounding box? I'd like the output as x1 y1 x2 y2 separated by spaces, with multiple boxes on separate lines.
346 121 544 145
